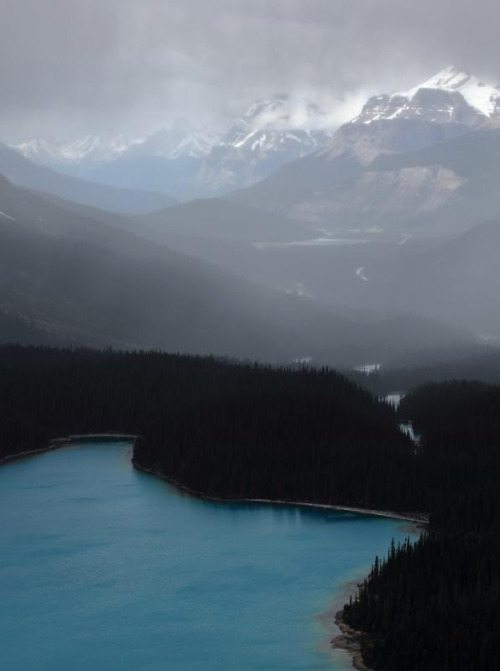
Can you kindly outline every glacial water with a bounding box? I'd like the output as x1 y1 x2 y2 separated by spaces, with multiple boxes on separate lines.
0 441 415 671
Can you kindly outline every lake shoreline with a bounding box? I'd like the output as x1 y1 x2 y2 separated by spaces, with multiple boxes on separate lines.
132 461 428 525
0 434 137 466
333 610 370 671
0 441 428 525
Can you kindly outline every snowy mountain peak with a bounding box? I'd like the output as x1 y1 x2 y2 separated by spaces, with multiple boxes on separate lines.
61 134 135 162
124 125 224 161
353 66 500 125
189 94 339 194
399 66 500 118
15 134 138 166
218 94 336 157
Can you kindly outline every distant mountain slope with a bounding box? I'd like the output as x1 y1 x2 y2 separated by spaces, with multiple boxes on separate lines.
230 125 500 235
369 128 500 233
51 191 492 348
308 218 500 338
385 219 500 335
230 68 500 234
86 156 200 199
137 198 313 244
0 173 316 356
0 143 176 214
0 310 60 346
0 174 472 363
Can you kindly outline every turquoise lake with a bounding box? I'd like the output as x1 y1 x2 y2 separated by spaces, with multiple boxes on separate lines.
0 441 415 671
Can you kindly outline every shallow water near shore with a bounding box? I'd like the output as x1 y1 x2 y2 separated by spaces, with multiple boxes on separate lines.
0 442 415 671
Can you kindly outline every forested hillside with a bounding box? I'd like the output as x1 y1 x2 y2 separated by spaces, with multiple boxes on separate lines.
0 346 419 512
343 381 500 671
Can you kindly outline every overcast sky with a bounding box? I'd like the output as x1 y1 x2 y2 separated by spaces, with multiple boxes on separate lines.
1 0 499 141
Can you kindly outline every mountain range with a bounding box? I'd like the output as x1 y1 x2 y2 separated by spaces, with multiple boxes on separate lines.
230 67 500 236
12 66 500 211
11 94 337 200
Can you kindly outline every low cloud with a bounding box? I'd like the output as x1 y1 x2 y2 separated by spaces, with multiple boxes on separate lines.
1 0 499 140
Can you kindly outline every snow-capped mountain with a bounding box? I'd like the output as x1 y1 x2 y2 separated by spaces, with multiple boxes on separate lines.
16 134 138 167
193 94 335 194
225 94 332 146
314 66 500 166
223 94 333 155
14 94 333 172
231 67 500 234
124 124 225 161
353 66 500 126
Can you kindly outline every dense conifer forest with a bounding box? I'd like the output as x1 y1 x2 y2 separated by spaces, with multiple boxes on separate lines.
343 381 500 671
0 345 419 511
1 346 498 670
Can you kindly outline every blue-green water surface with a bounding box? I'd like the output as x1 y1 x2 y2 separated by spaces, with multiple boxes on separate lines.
0 442 415 671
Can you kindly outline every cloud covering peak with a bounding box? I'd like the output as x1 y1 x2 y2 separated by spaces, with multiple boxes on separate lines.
1 0 499 140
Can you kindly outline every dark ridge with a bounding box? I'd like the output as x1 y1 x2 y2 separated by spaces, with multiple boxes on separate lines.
346 348 500 395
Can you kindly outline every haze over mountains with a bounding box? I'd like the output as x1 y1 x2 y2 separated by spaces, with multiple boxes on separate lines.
136 67 500 343
0 142 176 214
2 169 473 364
1 65 499 361
11 95 338 200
